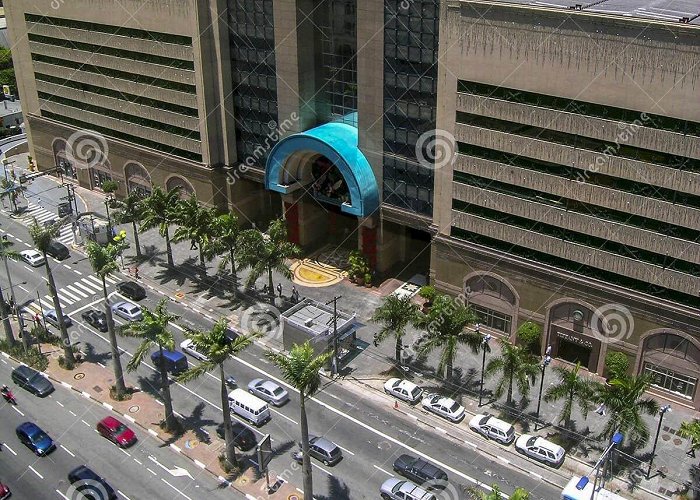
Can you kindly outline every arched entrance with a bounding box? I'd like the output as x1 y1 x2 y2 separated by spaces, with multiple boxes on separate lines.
90 161 112 190
52 139 77 180
544 300 604 374
166 175 195 198
125 162 152 198
463 272 519 339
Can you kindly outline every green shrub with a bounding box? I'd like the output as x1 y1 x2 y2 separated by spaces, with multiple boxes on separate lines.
418 285 438 304
0 339 48 371
517 321 542 353
605 351 629 380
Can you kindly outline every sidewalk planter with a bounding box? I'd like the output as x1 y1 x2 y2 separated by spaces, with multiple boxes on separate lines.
364 273 372 287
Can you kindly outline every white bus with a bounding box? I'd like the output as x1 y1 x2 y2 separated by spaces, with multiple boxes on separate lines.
561 476 628 500
228 388 271 426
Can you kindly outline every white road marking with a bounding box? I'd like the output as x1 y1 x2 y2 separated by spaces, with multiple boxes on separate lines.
12 406 24 416
29 465 44 479
118 491 132 500
74 270 82 276
23 265 34 273
160 478 192 500
55 489 70 500
60 444 75 457
81 419 90 426
56 401 64 407
336 444 355 455
146 468 157 476
272 409 298 425
3 443 17 455
311 462 333 476
18 285 30 293
372 464 394 476
63 264 72 270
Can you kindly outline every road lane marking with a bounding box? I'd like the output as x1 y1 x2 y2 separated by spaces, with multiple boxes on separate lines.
12 406 24 416
146 468 157 476
56 401 64 407
336 444 355 455
60 444 75 457
29 465 44 479
160 478 192 500
23 265 34 273
66 285 88 298
3 443 17 455
311 462 333 476
272 409 297 425
18 285 30 293
74 270 82 275
56 489 70 499
120 448 131 456
118 491 132 500
373 464 394 476
63 264 72 270
81 419 90 426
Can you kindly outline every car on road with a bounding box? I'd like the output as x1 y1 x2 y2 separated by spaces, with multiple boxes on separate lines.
469 413 516 445
216 421 257 451
11 365 55 397
180 338 208 361
384 378 423 403
307 436 343 466
0 480 10 500
380 478 436 500
68 465 118 500
81 309 108 332
421 394 465 423
150 350 189 375
16 421 56 456
248 378 289 406
111 301 142 322
393 454 448 487
45 309 72 328
116 281 146 301
515 434 565 466
19 249 45 267
46 241 70 260
97 416 137 448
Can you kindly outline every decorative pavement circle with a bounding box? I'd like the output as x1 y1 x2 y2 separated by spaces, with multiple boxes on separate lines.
74 373 85 380
290 259 347 287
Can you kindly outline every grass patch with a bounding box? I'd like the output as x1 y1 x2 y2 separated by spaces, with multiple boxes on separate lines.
0 339 48 371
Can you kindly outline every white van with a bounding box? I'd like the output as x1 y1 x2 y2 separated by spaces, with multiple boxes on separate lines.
228 388 271 426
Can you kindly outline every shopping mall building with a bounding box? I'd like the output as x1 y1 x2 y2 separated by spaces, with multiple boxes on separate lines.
5 0 700 407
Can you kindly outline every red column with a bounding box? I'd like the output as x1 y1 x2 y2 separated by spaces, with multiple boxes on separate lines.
361 226 378 270
284 202 300 245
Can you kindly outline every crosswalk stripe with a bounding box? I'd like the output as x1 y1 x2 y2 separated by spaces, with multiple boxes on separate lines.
34 213 55 223
85 275 103 287
74 281 98 294
43 295 67 309
24 303 42 315
66 285 88 298
55 293 74 305
59 289 81 302
104 275 118 285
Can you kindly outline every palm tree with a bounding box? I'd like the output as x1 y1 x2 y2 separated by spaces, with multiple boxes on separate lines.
370 295 420 365
414 294 483 380
544 362 599 428
267 342 331 500
0 178 26 213
467 485 529 499
204 213 242 279
176 319 256 467
140 186 181 266
86 240 127 399
238 219 301 295
597 374 659 445
29 219 76 369
113 191 145 257
120 298 180 431
172 194 214 267
485 339 539 406
0 235 19 346
679 419 700 456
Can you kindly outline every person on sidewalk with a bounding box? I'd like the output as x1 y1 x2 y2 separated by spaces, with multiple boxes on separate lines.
134 267 139 280
276 283 282 298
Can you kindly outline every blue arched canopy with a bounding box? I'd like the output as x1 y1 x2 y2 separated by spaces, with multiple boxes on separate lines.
264 117 379 217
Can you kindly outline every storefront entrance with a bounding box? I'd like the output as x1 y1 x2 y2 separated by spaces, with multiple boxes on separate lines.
558 338 592 368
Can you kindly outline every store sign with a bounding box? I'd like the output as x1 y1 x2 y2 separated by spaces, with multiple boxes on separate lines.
557 331 593 349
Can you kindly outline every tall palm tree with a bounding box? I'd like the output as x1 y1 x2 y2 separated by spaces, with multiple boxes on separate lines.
0 235 20 346
597 374 659 445
238 219 301 295
86 240 127 399
414 294 482 380
468 485 529 499
679 419 700 456
485 339 539 406
176 319 256 467
113 191 145 257
29 219 76 369
172 194 215 267
120 298 180 431
544 362 599 428
371 295 420 365
140 186 181 267
267 342 331 500
204 213 242 279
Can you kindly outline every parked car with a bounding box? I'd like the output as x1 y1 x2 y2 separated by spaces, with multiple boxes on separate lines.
12 365 54 397
0 480 10 499
46 241 70 260
57 202 72 217
248 378 289 406
16 422 55 456
150 350 189 375
421 394 465 422
380 478 436 500
216 421 257 451
44 309 72 328
469 413 516 445
68 465 118 500
81 309 108 332
116 281 146 301
307 436 343 466
19 249 45 267
180 339 208 361
393 454 448 486
111 301 142 322
384 378 423 403
515 434 565 466
97 416 137 448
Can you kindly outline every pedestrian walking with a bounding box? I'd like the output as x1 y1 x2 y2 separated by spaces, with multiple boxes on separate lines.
291 286 298 303
276 283 283 297
134 266 139 280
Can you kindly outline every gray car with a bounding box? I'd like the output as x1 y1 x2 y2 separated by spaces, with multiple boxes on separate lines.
307 436 343 466
111 301 143 322
11 365 54 397
44 309 72 328
248 378 289 406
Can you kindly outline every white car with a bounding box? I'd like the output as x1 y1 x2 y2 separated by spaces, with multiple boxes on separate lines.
515 434 565 466
248 378 289 406
20 249 45 267
384 378 423 403
469 413 515 445
380 478 436 500
421 394 465 422
180 339 208 361
111 301 143 322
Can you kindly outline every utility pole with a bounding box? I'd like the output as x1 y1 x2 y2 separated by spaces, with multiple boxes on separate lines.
325 296 342 376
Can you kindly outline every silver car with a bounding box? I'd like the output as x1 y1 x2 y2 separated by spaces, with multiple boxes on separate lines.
44 309 72 328
180 339 208 361
111 301 143 322
248 378 289 406
20 249 45 267
380 478 436 500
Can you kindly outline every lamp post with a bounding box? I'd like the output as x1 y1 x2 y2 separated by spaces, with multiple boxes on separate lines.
478 324 491 407
104 197 113 236
465 286 471 308
535 345 552 431
577 431 624 500
647 404 672 479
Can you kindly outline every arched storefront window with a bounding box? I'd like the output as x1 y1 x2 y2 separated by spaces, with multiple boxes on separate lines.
52 139 77 180
641 332 700 400
90 161 112 190
545 300 601 373
125 162 152 198
464 273 518 336
166 176 195 198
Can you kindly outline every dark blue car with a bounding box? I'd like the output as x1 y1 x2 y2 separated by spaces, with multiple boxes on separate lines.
16 422 55 456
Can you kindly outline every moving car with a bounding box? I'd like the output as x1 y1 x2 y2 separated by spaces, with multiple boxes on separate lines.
81 309 108 332
421 394 465 422
393 454 448 486
384 378 423 403
116 281 146 301
12 365 55 397
308 436 343 466
180 338 208 361
216 421 257 451
16 422 55 456
248 378 289 406
515 434 565 466
380 478 436 500
228 388 271 426
19 249 45 267
44 309 73 328
111 301 142 321
97 416 137 448
150 350 189 375
469 413 516 445
46 241 70 260
0 480 10 499
68 465 118 500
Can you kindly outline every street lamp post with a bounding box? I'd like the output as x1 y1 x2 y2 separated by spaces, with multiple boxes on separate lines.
535 345 552 431
578 431 624 500
478 324 491 407
104 197 113 236
647 404 672 479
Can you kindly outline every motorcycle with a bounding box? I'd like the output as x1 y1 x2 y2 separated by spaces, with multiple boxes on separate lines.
291 450 303 465
225 376 237 389
1 388 16 405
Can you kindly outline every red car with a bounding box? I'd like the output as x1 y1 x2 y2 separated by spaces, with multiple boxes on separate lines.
97 416 137 448
0 480 10 499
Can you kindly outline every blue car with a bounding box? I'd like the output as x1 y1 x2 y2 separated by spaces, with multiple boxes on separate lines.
16 422 56 456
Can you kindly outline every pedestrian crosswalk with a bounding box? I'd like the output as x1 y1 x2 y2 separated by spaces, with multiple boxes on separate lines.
19 202 74 245
22 273 120 315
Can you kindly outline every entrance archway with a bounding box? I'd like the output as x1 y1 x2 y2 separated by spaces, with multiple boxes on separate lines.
544 299 603 374
463 272 519 339
125 162 152 198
